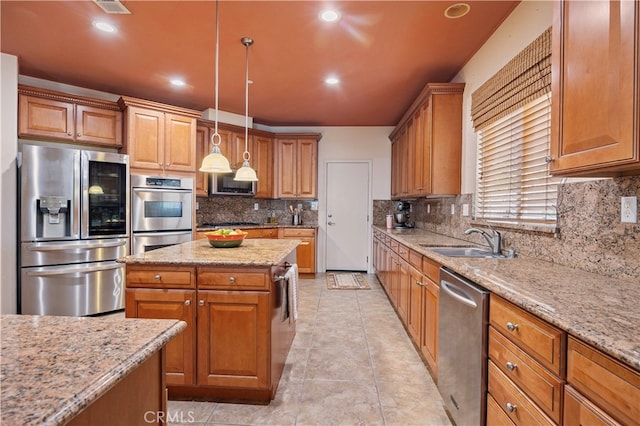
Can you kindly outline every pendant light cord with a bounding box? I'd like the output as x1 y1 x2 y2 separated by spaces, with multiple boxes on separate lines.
242 37 253 160
211 0 221 147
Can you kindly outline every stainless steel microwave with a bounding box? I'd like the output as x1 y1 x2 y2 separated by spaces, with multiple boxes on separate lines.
209 172 255 196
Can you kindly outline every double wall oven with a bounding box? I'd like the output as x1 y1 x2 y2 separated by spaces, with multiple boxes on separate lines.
18 143 129 316
131 175 193 254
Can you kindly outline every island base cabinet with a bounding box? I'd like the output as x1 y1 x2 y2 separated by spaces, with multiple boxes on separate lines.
563 385 620 426
68 350 166 426
196 291 269 390
125 289 196 386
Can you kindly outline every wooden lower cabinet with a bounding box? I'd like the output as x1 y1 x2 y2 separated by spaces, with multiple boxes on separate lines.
125 288 196 386
419 274 439 376
125 263 293 403
279 228 316 274
563 385 619 426
196 290 269 389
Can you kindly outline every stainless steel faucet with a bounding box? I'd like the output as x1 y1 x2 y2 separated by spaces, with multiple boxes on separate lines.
464 226 502 255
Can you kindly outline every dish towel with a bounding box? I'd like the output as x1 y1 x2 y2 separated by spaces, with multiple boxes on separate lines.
285 263 299 320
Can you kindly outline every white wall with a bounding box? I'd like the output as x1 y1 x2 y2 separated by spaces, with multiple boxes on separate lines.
1 53 18 314
452 0 553 194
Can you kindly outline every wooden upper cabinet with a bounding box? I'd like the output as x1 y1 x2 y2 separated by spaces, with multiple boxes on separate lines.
389 83 463 199
550 0 640 176
253 135 274 199
119 96 199 174
275 135 320 199
195 126 209 197
18 86 122 148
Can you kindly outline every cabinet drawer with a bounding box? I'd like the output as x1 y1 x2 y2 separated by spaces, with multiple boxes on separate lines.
422 256 440 283
490 296 565 376
397 244 409 261
488 361 556 426
126 265 195 289
281 227 315 237
563 385 620 426
197 267 270 290
408 249 422 270
489 327 563 423
567 337 640 426
487 393 516 426
261 228 278 238
244 228 266 239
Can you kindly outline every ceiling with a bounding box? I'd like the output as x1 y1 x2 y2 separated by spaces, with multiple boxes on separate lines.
1 1 519 127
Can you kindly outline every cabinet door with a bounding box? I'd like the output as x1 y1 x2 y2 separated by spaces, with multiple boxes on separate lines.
420 276 438 375
295 237 315 273
165 113 196 172
551 0 639 175
397 259 410 325
296 139 318 198
406 264 423 344
195 126 209 196
231 131 253 169
276 139 297 198
18 94 75 141
253 135 274 199
125 288 196 386
126 107 165 171
196 290 269 390
76 105 122 147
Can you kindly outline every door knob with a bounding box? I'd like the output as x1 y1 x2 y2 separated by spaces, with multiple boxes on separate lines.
328 214 333 218
328 221 335 225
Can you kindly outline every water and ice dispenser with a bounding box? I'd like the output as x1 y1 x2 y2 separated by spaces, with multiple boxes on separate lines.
37 196 71 239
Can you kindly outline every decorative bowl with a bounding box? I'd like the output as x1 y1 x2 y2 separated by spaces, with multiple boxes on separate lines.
204 230 248 248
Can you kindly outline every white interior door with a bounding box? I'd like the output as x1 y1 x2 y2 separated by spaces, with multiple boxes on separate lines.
325 161 370 271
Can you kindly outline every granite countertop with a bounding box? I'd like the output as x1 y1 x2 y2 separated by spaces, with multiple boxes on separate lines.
0 314 186 426
119 238 300 266
374 226 640 372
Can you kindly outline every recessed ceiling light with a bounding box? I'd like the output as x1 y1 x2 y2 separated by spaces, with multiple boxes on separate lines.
319 9 341 23
444 3 471 19
170 79 186 87
92 21 117 33
325 76 340 85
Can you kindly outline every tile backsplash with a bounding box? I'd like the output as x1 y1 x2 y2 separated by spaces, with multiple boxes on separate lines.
374 176 639 282
196 197 319 227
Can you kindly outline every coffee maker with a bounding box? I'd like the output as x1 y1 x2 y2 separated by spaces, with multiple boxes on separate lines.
394 201 414 229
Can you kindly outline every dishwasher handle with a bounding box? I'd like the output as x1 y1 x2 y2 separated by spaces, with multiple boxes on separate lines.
441 279 478 309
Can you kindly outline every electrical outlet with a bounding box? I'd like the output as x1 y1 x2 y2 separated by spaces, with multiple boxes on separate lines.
254 203 259 211
297 203 303 210
196 201 199 211
451 204 455 215
310 201 318 211
427 204 431 214
462 203 469 216
621 196 637 223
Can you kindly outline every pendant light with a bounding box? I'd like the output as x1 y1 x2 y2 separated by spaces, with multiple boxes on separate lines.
234 37 259 182
200 0 232 174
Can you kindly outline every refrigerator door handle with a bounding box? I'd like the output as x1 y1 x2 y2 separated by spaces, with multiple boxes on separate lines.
25 240 127 251
25 263 123 277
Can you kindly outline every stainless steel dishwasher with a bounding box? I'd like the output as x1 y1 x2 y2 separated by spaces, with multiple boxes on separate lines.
437 267 490 426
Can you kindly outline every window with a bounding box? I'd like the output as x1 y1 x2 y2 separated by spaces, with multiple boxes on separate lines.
475 95 559 223
470 27 557 225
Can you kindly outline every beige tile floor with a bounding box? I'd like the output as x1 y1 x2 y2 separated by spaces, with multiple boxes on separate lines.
168 273 452 426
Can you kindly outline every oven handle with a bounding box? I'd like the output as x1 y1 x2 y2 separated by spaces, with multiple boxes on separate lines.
132 187 192 194
25 263 123 277
133 231 193 237
26 240 127 251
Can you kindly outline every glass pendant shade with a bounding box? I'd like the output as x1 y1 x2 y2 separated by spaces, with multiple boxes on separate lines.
199 144 232 173
234 159 259 181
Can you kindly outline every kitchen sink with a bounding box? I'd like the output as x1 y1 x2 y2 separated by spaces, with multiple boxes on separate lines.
421 245 507 258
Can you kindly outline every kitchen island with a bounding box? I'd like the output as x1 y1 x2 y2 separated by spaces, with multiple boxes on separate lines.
119 238 298 403
0 314 186 425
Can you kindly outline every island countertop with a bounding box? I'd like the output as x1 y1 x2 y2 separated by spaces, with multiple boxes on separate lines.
0 314 186 426
119 238 300 266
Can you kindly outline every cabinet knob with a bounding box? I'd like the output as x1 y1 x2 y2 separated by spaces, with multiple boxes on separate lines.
154 274 161 281
159 162 163 167
416 280 424 287
77 132 81 137
229 276 236 283
544 156 555 163
199 300 204 306
67 132 72 136
506 322 519 332
505 402 517 413
184 300 191 306
506 361 517 371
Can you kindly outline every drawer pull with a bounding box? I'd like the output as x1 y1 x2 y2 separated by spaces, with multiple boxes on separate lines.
416 280 424 287
199 300 204 306
154 274 161 281
506 322 519 332
229 276 236 283
505 402 517 413
184 300 191 306
506 361 517 371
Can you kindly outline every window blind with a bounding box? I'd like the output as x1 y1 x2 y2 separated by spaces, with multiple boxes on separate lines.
476 95 559 223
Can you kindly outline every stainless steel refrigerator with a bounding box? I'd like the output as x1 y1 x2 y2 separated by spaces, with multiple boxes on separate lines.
18 143 129 316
